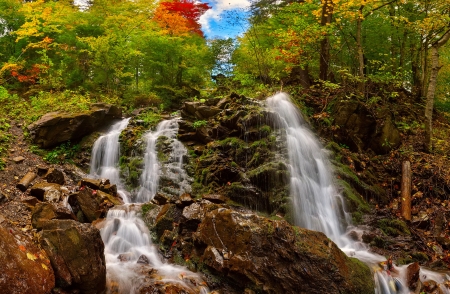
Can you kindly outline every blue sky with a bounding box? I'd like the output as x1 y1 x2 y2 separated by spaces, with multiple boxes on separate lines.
199 0 250 39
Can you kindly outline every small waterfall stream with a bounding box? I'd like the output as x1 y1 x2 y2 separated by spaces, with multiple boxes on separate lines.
90 118 207 293
267 92 450 294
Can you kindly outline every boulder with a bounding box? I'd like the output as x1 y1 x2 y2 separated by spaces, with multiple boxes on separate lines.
44 188 61 202
0 225 55 294
76 187 103 223
202 194 228 204
32 202 77 230
44 168 65 185
30 182 61 201
39 219 106 293
27 104 121 148
193 208 374 293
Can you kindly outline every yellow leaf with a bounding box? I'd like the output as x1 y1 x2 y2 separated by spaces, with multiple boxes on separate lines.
41 263 48 270
27 252 37 261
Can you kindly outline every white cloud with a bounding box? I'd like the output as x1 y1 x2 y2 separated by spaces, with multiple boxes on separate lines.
199 0 251 37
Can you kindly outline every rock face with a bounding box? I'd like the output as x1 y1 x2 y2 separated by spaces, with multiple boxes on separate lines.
144 202 374 293
27 103 122 148
0 224 55 294
39 219 106 293
332 100 401 154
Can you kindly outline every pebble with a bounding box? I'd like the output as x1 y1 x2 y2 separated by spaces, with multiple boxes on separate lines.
12 156 25 163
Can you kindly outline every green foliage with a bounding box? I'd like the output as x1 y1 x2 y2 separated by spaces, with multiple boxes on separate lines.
141 203 156 216
136 110 161 129
43 141 80 164
192 120 207 129
378 218 410 237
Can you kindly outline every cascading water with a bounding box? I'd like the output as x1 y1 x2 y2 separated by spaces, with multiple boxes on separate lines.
91 118 206 293
90 118 131 203
266 92 449 294
136 118 191 203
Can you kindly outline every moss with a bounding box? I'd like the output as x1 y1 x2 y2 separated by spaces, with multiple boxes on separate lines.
141 203 156 216
346 257 375 293
370 236 387 248
378 218 410 236
411 252 429 263
337 179 370 214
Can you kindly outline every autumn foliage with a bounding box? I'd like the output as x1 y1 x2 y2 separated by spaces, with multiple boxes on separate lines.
154 0 210 37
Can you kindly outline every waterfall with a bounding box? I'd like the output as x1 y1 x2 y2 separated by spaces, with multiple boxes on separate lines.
90 118 131 203
266 92 449 294
136 118 191 203
90 117 207 293
267 92 350 245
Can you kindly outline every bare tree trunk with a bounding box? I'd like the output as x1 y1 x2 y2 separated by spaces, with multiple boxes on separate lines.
424 30 450 152
401 161 411 221
356 6 365 94
319 0 333 81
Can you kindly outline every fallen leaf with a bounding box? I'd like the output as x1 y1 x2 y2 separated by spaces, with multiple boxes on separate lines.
41 263 48 270
19 245 26 252
27 252 37 261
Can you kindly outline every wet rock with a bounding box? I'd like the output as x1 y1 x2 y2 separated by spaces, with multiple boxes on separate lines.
27 104 121 148
97 189 123 206
137 254 150 265
216 97 232 109
44 168 65 185
422 280 438 292
406 262 420 290
202 194 228 204
32 202 77 230
153 204 181 238
40 219 106 293
36 165 49 176
183 101 201 116
30 182 61 201
12 156 25 163
411 212 430 229
118 253 133 262
80 178 117 196
192 208 374 293
0 225 55 294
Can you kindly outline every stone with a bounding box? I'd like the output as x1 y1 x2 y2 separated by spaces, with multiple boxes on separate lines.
0 191 7 204
39 219 106 293
32 202 77 230
137 255 150 264
192 208 374 293
76 187 103 222
22 196 40 207
12 156 25 163
44 168 65 185
406 262 420 290
179 193 194 206
36 165 49 176
96 189 123 206
30 182 61 201
202 194 228 204
44 188 61 202
153 193 169 205
0 225 55 294
196 106 221 118
27 104 121 148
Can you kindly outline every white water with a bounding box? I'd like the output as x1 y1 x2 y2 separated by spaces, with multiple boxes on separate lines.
136 118 191 203
266 92 450 294
90 118 131 203
90 118 207 293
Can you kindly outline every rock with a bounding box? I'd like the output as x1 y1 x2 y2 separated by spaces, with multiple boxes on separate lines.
196 106 221 118
32 202 77 230
192 208 374 293
44 168 65 185
183 101 201 116
16 171 37 191
0 224 55 293
202 194 228 204
179 193 194 206
44 188 61 202
12 156 25 163
96 189 123 206
39 219 106 293
153 193 169 205
22 196 40 207
406 262 420 290
436 237 450 250
118 253 133 262
137 254 150 264
76 187 103 222
80 178 117 196
0 191 7 204
30 182 61 201
36 165 49 176
216 97 232 109
27 104 121 148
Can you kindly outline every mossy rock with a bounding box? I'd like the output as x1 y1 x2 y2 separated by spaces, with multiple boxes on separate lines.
377 218 410 236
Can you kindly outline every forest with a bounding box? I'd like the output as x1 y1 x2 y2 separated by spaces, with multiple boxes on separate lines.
1 0 450 293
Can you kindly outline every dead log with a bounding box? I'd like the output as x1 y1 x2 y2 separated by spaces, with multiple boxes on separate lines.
16 172 37 192
401 161 411 221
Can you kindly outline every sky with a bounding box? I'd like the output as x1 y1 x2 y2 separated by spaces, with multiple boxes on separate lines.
199 0 251 39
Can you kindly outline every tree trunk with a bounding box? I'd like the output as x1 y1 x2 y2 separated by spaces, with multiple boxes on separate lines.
356 6 365 94
424 30 450 152
16 172 37 192
401 161 411 221
319 0 333 81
